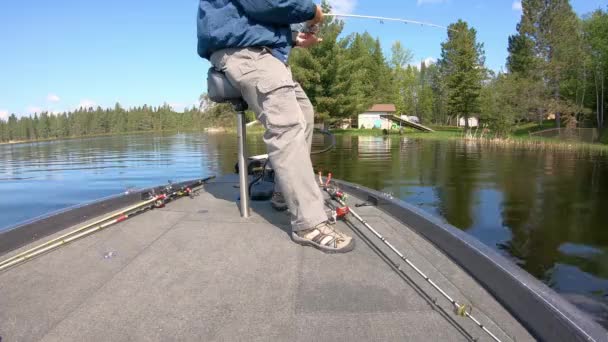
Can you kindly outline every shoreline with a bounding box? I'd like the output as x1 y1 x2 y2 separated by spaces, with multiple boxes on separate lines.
332 128 608 153
0 130 190 146
2 127 607 153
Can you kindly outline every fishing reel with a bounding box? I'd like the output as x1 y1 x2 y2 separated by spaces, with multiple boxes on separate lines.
301 22 320 34
319 172 350 223
326 205 350 225
153 194 168 209
141 180 200 206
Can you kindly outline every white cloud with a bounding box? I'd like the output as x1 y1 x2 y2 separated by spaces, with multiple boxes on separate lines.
26 106 43 114
47 94 61 103
0 110 8 121
408 57 437 69
423 57 437 66
328 0 357 14
417 0 449 5
169 103 188 113
78 99 97 109
512 1 522 11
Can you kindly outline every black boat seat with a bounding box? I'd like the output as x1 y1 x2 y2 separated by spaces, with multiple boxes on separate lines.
207 68 243 104
206 67 250 218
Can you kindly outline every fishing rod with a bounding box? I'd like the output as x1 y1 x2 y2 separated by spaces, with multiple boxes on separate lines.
0 177 214 272
326 13 457 32
321 176 503 342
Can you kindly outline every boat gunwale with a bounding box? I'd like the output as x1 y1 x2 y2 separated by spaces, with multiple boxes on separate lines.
1 176 606 341
333 179 608 342
0 178 207 257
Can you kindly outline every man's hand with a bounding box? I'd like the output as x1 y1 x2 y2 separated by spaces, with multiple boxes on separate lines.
296 32 323 48
307 5 324 26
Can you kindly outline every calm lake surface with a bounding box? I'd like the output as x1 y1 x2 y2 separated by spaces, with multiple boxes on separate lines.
1 132 607 325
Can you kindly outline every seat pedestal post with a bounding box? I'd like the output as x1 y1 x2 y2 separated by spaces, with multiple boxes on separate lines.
234 101 250 218
206 67 251 218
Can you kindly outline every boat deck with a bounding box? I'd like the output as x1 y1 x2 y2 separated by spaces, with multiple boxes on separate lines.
0 175 534 341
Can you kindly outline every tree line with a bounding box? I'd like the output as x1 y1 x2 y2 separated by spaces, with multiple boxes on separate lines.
288 0 608 137
492 0 608 136
0 104 212 143
2 0 606 142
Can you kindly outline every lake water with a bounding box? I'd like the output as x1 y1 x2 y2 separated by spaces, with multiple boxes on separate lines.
1 132 607 326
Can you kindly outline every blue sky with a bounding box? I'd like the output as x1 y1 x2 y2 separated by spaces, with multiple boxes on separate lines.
0 0 606 119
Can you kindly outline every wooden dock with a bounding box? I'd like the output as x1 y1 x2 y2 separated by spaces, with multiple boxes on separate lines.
381 114 435 132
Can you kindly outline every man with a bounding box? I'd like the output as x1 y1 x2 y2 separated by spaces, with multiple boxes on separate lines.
197 0 355 253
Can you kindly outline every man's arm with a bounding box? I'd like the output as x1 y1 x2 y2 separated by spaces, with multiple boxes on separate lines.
234 0 318 25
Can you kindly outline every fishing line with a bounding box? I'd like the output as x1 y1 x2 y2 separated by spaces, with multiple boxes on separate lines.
326 13 457 32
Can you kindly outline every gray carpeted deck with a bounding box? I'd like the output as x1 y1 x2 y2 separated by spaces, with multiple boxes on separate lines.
0 176 535 341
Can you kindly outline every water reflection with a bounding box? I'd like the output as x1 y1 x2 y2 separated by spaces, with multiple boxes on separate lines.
1 132 607 326
312 135 608 326
357 136 392 160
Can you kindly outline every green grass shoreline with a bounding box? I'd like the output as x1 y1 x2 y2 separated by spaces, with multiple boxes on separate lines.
331 127 608 153
0 129 192 146
2 126 607 153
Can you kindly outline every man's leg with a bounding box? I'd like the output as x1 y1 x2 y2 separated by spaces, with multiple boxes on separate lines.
294 81 315 151
271 81 315 211
212 48 326 231
211 47 354 253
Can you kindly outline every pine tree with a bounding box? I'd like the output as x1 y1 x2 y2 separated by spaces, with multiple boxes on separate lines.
290 0 345 121
390 41 413 116
426 63 448 124
418 62 434 124
37 112 51 139
48 113 59 138
508 0 583 127
439 20 486 129
507 0 542 76
479 73 519 136
0 119 7 142
390 41 414 70
26 116 37 140
371 38 393 102
583 9 608 129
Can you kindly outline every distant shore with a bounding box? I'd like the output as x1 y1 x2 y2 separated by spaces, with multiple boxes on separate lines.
0 130 178 146
332 127 608 153
2 126 607 153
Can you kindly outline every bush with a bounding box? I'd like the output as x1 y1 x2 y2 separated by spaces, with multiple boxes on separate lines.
601 129 608 144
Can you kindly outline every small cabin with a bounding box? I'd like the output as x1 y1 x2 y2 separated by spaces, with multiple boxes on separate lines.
457 116 479 128
358 104 397 130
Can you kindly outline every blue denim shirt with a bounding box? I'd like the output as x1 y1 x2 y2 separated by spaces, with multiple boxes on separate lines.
197 0 316 64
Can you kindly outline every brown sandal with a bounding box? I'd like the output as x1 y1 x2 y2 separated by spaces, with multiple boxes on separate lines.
292 222 355 254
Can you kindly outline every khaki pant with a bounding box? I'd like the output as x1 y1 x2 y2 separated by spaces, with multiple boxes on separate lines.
210 47 327 232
